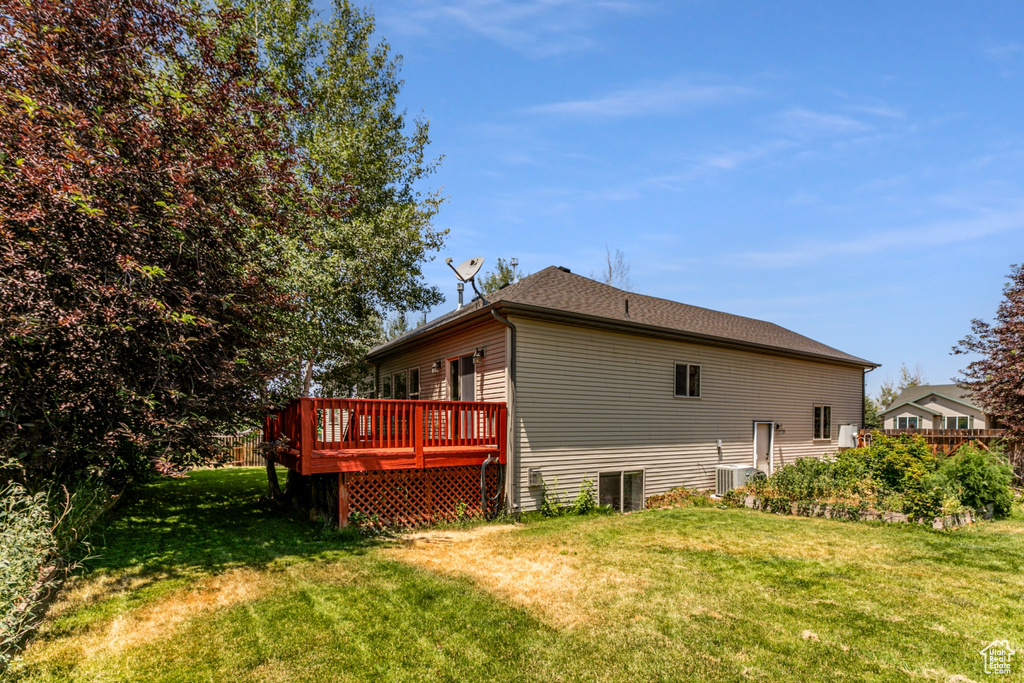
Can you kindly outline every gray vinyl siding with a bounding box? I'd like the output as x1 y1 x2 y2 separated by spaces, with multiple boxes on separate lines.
511 317 863 511
376 320 507 403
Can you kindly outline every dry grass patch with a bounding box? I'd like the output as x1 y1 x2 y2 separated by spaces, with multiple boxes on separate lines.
387 523 645 629
29 567 276 665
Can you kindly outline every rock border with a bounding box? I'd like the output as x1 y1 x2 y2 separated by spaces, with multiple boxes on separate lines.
741 495 975 530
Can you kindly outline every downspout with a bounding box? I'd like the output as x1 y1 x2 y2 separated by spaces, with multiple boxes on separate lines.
491 309 517 514
863 366 876 429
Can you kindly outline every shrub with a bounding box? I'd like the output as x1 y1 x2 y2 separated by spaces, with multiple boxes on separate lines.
570 478 597 515
0 477 110 670
740 433 1001 520
0 483 55 669
933 445 1014 517
646 486 714 509
540 478 565 518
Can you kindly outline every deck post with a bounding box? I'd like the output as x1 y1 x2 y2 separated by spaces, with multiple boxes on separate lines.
498 405 508 465
414 403 425 468
337 473 350 527
299 398 314 474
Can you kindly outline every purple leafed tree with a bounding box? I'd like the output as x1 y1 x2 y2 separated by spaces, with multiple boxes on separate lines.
955 264 1024 440
0 0 350 482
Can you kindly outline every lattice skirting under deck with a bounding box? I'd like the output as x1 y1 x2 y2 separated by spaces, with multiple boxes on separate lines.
347 465 501 527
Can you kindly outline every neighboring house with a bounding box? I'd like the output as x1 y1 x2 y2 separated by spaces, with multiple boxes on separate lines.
878 384 991 430
366 266 877 513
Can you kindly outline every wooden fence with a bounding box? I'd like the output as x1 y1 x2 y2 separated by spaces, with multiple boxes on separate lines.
212 429 264 467
860 428 1023 480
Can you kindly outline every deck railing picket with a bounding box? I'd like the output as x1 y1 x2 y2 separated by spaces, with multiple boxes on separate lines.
271 398 506 464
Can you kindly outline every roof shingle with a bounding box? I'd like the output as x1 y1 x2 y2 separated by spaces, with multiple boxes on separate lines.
369 266 876 367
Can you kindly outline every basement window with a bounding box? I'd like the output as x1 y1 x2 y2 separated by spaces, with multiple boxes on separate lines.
674 363 701 398
813 405 832 439
599 471 644 512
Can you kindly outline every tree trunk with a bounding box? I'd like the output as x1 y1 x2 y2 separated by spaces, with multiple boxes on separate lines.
302 357 315 397
265 457 282 499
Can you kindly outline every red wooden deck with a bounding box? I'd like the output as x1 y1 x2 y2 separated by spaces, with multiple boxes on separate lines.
264 398 507 475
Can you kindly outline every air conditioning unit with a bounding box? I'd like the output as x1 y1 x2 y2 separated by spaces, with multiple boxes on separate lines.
716 464 758 496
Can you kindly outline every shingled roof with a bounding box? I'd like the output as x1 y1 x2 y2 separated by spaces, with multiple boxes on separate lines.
879 384 980 415
368 266 876 367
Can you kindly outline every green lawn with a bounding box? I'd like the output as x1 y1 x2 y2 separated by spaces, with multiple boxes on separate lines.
9 468 1024 682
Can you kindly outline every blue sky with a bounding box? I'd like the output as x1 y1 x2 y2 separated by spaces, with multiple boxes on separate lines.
338 1 1024 395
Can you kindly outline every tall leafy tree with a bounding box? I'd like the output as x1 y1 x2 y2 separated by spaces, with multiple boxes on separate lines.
240 0 447 398
479 258 521 294
0 0 347 482
955 264 1024 438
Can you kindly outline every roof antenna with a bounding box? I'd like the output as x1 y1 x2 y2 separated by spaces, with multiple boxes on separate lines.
446 256 487 306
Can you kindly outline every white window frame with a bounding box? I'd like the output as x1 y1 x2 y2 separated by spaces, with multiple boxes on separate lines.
944 415 971 430
813 404 832 440
597 469 645 512
674 362 701 398
897 416 919 429
752 421 775 473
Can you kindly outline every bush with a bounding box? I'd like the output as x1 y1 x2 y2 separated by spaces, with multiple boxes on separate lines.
933 445 1014 517
0 477 110 670
741 433 1014 521
647 486 715 509
0 483 55 669
570 478 597 515
540 478 600 517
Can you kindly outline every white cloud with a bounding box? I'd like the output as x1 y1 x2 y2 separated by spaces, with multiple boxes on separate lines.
526 79 756 117
727 207 1024 269
379 0 650 57
983 41 1021 63
645 139 794 188
776 108 871 138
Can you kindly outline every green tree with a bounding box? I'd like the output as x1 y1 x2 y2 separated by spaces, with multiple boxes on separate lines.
876 378 898 410
874 363 924 411
898 363 926 391
479 258 521 294
0 0 344 483
240 0 447 397
864 396 883 430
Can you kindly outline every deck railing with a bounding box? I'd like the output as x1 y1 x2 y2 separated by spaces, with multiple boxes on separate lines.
264 398 507 473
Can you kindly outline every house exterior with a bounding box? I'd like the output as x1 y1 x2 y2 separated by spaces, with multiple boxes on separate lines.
366 266 877 513
878 384 990 430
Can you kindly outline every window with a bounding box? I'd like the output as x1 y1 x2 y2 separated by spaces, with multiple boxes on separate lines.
380 368 420 400
449 355 475 401
813 405 831 439
945 416 970 430
674 363 701 398
897 416 919 429
409 368 420 400
599 471 644 512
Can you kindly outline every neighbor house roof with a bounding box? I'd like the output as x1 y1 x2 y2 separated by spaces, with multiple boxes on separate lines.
368 266 877 368
879 384 980 417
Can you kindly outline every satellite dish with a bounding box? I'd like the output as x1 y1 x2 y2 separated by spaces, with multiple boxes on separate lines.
445 256 489 306
447 256 484 282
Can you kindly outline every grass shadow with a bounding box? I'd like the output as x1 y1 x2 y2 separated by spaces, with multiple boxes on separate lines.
80 467 373 581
